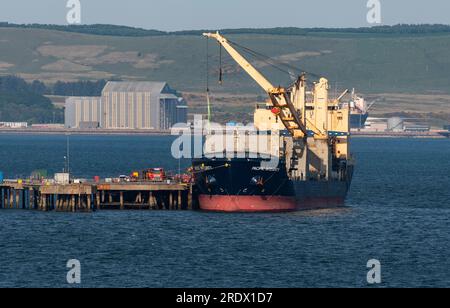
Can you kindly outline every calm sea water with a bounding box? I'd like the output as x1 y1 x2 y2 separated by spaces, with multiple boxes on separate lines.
0 134 449 288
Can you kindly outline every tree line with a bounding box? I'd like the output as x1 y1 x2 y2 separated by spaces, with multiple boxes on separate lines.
0 76 60 123
0 76 111 124
0 76 108 96
0 22 165 37
1 22 450 37
52 80 108 96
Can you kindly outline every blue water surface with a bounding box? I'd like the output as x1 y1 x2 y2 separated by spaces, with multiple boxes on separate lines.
0 135 448 287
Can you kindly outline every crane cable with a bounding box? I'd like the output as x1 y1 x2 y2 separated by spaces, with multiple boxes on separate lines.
219 42 223 85
206 37 212 126
228 38 320 78
226 38 322 84
225 38 328 136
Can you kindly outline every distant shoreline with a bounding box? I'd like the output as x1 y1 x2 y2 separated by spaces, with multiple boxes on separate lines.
351 131 447 139
0 128 448 139
2 23 450 37
0 128 173 136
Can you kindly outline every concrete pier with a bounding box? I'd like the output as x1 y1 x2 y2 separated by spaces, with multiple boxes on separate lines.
0 181 193 212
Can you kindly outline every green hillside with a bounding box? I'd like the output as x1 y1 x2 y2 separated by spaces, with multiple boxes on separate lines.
1 26 450 96
0 76 63 123
0 25 450 126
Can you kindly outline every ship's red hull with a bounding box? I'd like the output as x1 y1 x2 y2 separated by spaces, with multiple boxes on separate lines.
198 195 345 213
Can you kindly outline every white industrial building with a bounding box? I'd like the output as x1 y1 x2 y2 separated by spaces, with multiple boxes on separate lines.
65 97 102 129
65 81 188 130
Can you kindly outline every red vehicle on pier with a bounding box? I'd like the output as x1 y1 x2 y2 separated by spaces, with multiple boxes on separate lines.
144 168 166 182
130 168 166 182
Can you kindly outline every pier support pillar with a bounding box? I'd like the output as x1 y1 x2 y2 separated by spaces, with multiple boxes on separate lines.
96 192 101 210
136 192 142 204
148 192 153 209
87 195 91 212
42 194 47 211
21 190 25 209
9 189 14 209
55 195 59 211
15 190 20 209
29 189 33 209
63 195 67 211
187 186 193 210
120 192 124 210
71 195 76 212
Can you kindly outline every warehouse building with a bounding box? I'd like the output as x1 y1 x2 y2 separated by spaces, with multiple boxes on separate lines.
65 97 102 129
65 81 187 130
102 81 187 129
159 93 188 130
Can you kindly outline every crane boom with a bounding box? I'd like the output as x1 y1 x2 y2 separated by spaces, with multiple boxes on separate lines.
203 32 274 93
203 31 310 138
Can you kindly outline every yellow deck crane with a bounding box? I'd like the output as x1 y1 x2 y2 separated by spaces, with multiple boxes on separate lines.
203 32 352 180
203 31 326 139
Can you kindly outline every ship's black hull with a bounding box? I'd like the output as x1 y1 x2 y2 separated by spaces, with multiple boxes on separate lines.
192 157 353 212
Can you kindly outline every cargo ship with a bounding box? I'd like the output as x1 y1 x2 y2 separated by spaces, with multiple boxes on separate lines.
193 32 354 212
341 90 369 129
193 153 353 212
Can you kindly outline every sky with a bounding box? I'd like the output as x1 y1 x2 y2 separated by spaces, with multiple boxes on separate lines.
0 0 449 31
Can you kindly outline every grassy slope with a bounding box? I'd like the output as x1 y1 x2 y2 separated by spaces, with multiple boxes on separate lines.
0 27 449 126
1 28 450 94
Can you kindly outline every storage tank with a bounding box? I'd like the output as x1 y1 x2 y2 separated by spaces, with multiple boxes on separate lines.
387 117 404 132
